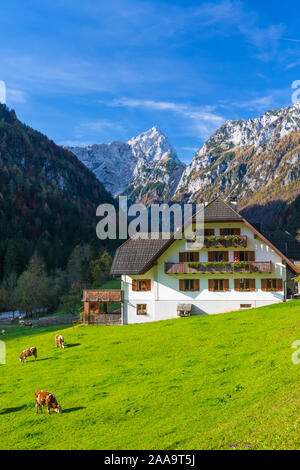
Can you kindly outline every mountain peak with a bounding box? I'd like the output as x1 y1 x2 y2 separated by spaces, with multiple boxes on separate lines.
174 102 300 211
128 126 180 165
68 126 184 200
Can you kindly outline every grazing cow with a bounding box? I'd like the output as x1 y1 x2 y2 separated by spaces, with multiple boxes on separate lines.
55 334 65 349
19 347 37 363
35 390 62 415
1 329 5 335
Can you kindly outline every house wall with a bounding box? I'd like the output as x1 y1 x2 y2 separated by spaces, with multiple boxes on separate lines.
122 222 288 324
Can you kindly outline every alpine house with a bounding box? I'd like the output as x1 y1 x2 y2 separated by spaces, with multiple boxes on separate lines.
110 198 299 323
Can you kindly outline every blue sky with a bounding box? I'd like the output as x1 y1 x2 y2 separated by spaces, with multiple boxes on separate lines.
1 0 300 163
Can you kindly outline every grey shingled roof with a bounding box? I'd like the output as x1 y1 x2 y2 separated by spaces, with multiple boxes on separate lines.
111 198 242 275
110 235 173 275
203 198 242 221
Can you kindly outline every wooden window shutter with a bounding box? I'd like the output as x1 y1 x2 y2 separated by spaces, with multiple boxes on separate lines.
194 279 200 291
179 279 185 291
146 279 151 291
277 279 283 291
261 279 267 291
208 252 214 262
194 252 199 262
220 228 226 236
224 279 230 291
179 252 185 262
208 279 214 291
132 279 138 291
234 251 239 259
223 251 229 262
234 228 241 235
249 251 255 262
250 279 256 291
234 279 240 291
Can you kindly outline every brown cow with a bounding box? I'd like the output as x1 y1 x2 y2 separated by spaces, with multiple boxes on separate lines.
19 347 37 363
55 334 65 349
35 390 62 415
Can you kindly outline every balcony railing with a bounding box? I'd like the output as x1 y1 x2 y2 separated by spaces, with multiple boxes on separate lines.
164 261 272 274
203 235 247 248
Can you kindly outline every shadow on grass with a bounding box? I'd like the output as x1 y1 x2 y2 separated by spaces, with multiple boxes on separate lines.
62 406 86 414
0 405 27 415
21 358 52 363
66 343 81 348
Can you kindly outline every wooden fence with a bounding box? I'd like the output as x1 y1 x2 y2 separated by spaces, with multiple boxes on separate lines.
36 315 79 327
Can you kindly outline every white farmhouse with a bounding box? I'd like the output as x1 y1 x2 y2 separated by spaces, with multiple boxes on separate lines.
110 199 299 324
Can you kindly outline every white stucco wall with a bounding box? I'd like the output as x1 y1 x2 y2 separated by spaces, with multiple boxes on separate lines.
122 222 288 324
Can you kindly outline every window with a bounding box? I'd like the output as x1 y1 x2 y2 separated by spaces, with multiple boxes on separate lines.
208 251 229 262
179 279 200 291
261 279 283 291
208 279 230 292
220 228 241 236
179 252 199 262
234 251 255 262
240 304 252 309
136 304 147 315
234 279 256 291
132 279 151 291
204 228 215 236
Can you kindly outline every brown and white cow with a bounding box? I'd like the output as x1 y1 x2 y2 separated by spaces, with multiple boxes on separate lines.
19 347 37 363
35 390 62 415
55 334 65 349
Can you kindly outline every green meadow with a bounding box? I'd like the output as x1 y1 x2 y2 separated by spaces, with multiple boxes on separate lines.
1 301 300 450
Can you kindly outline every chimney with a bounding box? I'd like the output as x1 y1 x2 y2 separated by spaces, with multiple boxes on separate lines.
229 200 238 212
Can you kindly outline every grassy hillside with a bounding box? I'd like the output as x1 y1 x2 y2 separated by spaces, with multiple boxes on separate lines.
1 301 300 450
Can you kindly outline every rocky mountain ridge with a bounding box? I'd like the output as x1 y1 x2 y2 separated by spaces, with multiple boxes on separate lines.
68 126 185 202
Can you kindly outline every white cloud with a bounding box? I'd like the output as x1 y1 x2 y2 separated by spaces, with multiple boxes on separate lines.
285 58 300 70
6 87 27 104
191 1 284 62
182 146 199 152
109 98 225 139
232 95 276 111
73 119 126 142
282 37 300 43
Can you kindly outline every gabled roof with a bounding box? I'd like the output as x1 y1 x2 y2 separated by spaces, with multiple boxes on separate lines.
110 235 173 276
203 198 242 221
110 198 300 275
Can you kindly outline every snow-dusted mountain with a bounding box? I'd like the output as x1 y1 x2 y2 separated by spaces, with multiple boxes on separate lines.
174 103 300 204
67 104 300 233
67 126 185 202
66 141 136 196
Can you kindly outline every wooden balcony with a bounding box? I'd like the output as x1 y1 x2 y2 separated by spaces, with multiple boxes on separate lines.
204 235 248 248
164 261 272 274
82 289 122 303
